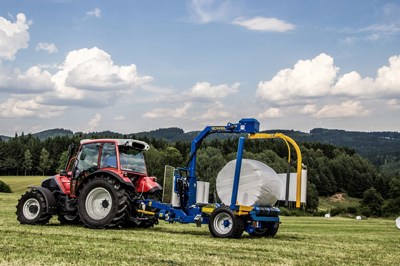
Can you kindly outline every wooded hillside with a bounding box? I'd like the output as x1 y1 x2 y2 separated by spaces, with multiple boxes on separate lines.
1 128 399 217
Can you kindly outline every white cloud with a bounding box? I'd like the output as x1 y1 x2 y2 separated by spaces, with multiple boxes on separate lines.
0 46 154 119
188 0 234 24
187 1 294 34
333 71 375 97
258 107 283 118
257 53 400 108
63 47 152 91
352 3 400 43
198 101 230 120
254 53 400 120
143 103 192 119
0 98 64 118
257 53 339 104
0 65 54 93
313 101 369 118
375 55 400 94
300 104 317 114
47 47 152 105
87 8 101 18
0 13 30 61
36 42 58 54
88 113 102 132
387 99 400 109
232 17 295 32
114 115 126 121
188 81 239 100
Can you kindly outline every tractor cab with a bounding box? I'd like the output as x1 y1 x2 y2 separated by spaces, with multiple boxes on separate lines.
71 139 150 179
60 139 156 198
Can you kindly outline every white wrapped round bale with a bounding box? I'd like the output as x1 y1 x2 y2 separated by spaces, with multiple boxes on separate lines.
216 159 283 207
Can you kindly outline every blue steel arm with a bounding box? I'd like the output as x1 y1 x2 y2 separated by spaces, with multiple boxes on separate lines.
185 119 259 207
230 137 245 209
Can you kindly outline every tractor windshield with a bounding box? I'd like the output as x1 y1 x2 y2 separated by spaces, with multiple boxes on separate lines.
119 146 147 174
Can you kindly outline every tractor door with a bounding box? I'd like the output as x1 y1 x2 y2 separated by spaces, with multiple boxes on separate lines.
70 143 101 196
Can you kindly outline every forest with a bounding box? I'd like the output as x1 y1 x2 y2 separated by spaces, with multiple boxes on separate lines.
0 130 399 217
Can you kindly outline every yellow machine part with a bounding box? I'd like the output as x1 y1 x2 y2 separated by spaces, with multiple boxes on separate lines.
248 133 303 208
202 204 254 216
137 209 156 216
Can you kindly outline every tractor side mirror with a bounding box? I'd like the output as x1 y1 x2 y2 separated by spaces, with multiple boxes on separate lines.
59 170 67 176
80 152 86 160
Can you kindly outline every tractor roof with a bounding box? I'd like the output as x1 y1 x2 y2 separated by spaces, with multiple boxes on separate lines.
80 139 150 151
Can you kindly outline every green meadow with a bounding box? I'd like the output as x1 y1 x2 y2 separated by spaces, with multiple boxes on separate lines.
0 176 399 265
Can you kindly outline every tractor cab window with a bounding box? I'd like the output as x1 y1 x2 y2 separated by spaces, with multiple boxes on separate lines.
119 146 147 174
100 143 117 169
74 143 100 177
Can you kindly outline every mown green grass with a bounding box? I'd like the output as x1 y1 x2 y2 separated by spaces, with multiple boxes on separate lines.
0 176 399 265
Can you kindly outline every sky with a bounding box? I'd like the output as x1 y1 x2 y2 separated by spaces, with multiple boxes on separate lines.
0 0 400 135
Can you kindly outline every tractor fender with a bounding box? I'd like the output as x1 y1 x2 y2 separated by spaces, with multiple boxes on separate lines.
136 176 163 193
76 170 134 195
29 186 58 214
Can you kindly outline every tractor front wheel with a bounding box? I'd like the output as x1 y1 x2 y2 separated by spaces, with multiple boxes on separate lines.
209 206 244 238
78 177 127 229
16 190 52 225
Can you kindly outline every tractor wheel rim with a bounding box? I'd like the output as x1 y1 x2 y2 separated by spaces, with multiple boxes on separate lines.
213 212 233 235
23 198 40 220
85 187 112 220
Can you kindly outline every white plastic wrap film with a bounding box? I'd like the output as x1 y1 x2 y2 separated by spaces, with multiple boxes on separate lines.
216 159 283 207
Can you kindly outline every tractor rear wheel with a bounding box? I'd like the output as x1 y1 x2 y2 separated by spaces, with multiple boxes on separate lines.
78 176 127 229
209 206 244 238
16 190 52 225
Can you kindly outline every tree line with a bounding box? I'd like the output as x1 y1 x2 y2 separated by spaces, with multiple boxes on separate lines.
0 132 399 216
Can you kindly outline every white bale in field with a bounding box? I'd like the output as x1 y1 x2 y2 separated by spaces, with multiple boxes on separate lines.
396 217 400 229
325 213 331 218
216 159 283 206
356 215 362 220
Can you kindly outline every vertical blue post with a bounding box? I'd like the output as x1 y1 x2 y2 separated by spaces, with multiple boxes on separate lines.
187 141 197 207
230 137 245 210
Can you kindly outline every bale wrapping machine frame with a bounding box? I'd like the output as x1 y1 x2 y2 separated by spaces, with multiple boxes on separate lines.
141 118 303 238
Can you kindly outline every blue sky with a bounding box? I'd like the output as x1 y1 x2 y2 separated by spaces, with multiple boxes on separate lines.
0 0 400 135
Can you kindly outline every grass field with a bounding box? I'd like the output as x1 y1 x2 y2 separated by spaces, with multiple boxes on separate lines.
1 176 399 265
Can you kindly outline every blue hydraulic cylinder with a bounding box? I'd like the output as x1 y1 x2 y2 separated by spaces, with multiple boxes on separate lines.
230 137 245 210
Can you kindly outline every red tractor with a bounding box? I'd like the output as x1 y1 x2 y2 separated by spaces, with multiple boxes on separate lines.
16 138 162 228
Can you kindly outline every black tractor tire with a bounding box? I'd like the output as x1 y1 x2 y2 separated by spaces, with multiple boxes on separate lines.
16 190 52 225
249 222 280 238
209 206 244 238
57 214 81 225
125 191 161 228
78 176 128 229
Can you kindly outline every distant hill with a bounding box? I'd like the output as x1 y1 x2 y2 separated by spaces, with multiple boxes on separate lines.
1 126 400 166
33 128 74 140
0 135 10 141
133 127 400 166
135 127 187 141
264 128 400 165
